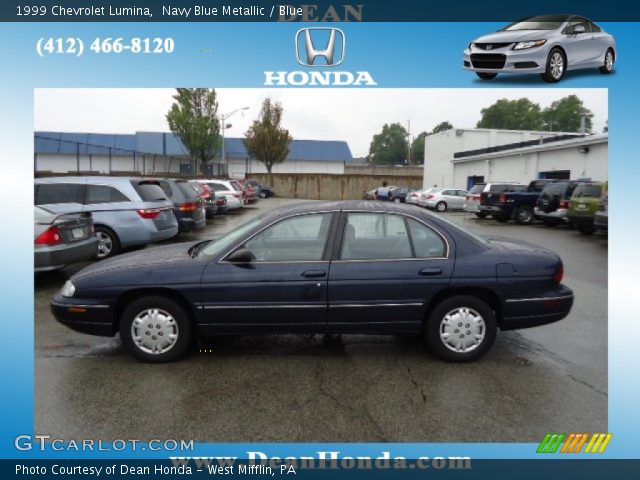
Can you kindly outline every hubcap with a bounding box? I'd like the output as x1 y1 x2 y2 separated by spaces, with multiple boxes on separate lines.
519 210 532 222
96 231 113 258
439 307 485 353
131 308 179 355
437 203 445 212
550 53 564 79
605 52 613 70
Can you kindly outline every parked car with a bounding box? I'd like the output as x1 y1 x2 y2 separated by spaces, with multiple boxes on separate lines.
406 189 430 205
245 179 276 198
235 180 257 204
188 181 217 219
594 191 608 233
34 206 98 272
477 183 527 218
203 180 244 210
157 179 206 233
388 187 414 203
35 177 178 259
215 194 228 215
463 14 616 83
464 183 489 217
420 188 468 212
52 201 573 363
478 180 557 224
534 180 580 226
568 181 606 235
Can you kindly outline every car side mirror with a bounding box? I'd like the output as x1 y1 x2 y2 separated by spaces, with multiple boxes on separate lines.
226 247 255 263
573 25 586 34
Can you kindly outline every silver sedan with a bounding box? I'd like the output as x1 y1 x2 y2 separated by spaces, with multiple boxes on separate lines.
419 188 468 212
463 14 616 82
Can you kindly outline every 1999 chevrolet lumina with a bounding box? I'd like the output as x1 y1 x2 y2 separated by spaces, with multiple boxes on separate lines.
51 201 573 363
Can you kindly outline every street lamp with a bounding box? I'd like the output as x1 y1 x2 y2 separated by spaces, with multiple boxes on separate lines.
220 106 249 175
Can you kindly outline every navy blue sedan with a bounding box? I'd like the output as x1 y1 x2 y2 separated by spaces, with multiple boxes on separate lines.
51 201 573 363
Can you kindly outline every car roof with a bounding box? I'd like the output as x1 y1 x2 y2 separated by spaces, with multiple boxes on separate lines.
35 176 163 185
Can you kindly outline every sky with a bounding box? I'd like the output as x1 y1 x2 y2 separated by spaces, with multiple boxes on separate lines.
34 88 607 158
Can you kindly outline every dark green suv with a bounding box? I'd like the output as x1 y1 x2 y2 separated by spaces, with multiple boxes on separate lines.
567 181 606 235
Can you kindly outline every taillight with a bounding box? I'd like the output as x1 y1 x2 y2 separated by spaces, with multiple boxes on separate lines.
35 226 62 245
499 193 507 203
559 200 569 209
466 195 471 201
137 208 161 219
553 264 564 284
179 202 199 212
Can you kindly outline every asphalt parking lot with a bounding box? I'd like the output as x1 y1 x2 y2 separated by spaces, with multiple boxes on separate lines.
35 198 607 442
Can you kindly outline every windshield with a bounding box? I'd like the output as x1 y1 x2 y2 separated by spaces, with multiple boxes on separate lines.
502 15 567 31
199 217 262 257
468 184 485 194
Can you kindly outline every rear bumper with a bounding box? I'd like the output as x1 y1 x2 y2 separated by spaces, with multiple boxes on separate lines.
176 212 206 232
35 237 99 272
501 284 574 330
594 212 608 231
51 293 116 336
534 207 569 221
463 202 480 213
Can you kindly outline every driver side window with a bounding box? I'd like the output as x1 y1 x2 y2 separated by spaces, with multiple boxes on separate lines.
243 213 333 262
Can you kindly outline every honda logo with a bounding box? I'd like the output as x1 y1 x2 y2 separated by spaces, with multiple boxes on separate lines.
486 44 493 50
295 28 345 67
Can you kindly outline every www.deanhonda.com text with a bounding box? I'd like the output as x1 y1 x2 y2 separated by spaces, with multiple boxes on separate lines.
171 452 472 471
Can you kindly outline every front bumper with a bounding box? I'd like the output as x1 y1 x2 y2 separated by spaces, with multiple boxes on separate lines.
35 237 99 272
463 44 548 74
51 293 116 336
501 284 574 330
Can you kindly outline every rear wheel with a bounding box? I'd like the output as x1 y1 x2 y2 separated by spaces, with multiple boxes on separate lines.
476 72 497 80
475 212 489 219
120 296 192 363
425 295 497 362
95 226 120 259
435 201 447 212
514 206 534 225
599 49 614 74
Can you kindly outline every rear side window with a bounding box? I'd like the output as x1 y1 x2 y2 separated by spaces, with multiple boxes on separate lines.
176 181 199 200
131 181 168 202
408 219 446 258
468 184 486 194
157 181 174 198
573 184 602 198
341 213 412 260
35 183 84 205
85 185 130 204
542 182 567 196
207 182 228 191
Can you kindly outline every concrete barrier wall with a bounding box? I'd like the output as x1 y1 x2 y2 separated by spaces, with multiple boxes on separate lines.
249 173 423 200
345 165 424 176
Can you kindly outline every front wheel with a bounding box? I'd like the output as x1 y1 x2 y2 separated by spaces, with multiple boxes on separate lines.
475 212 489 219
425 295 497 362
476 72 497 80
515 206 534 225
599 49 614 74
435 201 447 212
120 296 192 363
541 48 566 83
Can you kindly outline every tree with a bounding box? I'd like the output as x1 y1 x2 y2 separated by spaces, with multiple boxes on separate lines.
431 121 454 134
542 95 594 133
476 98 545 131
369 123 408 165
166 88 221 175
411 131 428 164
243 98 292 181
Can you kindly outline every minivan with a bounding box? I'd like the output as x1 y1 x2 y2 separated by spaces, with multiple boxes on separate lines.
156 179 206 232
35 177 179 259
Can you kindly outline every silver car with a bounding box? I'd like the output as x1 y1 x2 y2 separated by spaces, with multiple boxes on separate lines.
463 14 616 82
419 188 467 212
35 177 179 259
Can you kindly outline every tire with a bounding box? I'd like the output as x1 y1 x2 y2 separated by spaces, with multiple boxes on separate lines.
393 197 402 203
493 214 509 223
95 226 120 259
435 201 447 212
541 48 566 83
425 295 497 362
599 49 614 74
475 212 489 219
476 72 497 80
514 206 534 225
120 296 192 363
542 218 560 227
578 224 595 235
259 192 267 199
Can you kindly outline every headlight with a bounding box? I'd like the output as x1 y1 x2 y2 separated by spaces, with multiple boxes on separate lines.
61 281 75 298
513 40 547 50
469 42 475 49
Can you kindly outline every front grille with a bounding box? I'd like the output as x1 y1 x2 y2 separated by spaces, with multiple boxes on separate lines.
474 42 512 50
514 61 538 69
471 53 506 69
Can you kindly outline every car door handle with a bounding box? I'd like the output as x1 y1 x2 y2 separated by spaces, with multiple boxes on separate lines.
418 267 442 276
301 270 326 278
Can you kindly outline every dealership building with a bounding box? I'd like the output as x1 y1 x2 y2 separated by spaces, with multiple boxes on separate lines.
34 131 353 177
422 128 608 190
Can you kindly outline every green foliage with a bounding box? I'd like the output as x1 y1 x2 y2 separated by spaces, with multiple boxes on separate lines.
411 131 428 164
431 121 454 134
542 95 594 132
369 123 409 165
243 98 293 176
166 88 221 175
476 98 545 131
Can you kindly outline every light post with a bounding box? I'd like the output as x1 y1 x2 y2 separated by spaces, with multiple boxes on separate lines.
220 106 249 176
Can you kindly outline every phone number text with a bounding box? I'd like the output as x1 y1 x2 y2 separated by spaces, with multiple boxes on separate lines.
36 38 175 57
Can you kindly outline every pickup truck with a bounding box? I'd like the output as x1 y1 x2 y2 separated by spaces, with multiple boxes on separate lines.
479 180 558 224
